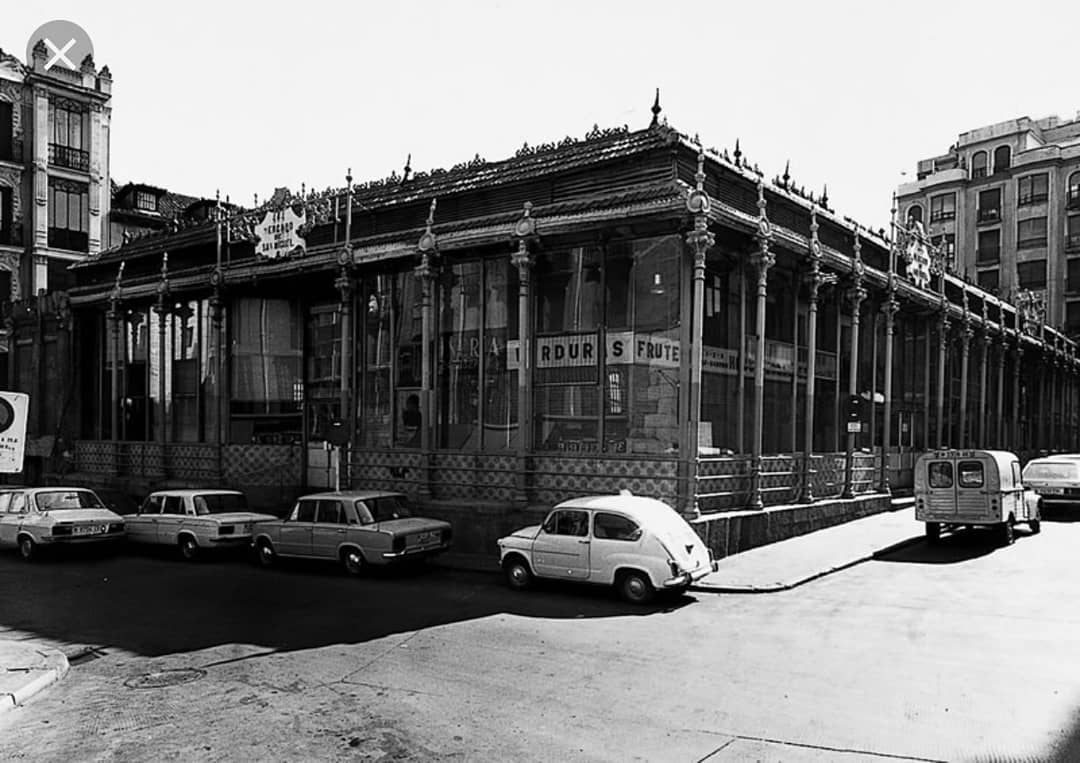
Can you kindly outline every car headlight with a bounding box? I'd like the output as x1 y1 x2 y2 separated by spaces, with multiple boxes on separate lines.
219 525 235 535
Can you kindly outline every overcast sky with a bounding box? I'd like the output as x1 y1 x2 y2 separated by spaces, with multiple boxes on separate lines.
6 1 1079 232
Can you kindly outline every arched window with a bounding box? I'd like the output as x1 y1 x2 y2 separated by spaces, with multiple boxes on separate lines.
907 204 923 225
993 145 1011 174
1068 171 1080 210
0 184 12 245
971 151 988 179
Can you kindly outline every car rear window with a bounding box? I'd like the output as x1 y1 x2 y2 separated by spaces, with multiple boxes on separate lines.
928 462 953 489
957 461 984 488
35 490 105 510
194 493 249 515
1024 462 1079 482
366 495 412 522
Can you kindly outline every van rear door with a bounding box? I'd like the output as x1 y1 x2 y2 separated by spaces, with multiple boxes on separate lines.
954 458 992 521
924 458 959 519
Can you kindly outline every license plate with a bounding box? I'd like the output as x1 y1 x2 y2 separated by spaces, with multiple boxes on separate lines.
1044 488 1065 495
73 525 104 536
413 532 437 545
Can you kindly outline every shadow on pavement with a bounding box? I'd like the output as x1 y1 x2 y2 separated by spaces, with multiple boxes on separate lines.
0 548 694 659
1038 505 1080 523
874 527 1027 564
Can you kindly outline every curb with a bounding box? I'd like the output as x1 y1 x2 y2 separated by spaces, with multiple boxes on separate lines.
1 650 69 714
690 536 924 595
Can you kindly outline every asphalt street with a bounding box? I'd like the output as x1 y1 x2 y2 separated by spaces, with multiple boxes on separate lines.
2 521 1080 762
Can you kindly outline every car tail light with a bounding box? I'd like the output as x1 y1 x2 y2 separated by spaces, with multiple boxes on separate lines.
219 525 235 535
393 536 406 552
669 560 680 577
52 525 73 536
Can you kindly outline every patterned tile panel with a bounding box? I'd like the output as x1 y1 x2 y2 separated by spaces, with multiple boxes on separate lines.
350 449 425 497
431 453 517 502
532 456 679 506
165 444 220 483
223 445 302 487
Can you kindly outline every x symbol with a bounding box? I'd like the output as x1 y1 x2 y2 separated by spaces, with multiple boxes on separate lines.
44 37 77 71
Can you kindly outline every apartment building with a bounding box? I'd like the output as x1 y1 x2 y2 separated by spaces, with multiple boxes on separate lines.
0 40 112 299
896 114 1080 336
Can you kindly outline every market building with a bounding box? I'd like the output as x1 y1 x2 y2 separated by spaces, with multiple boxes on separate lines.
24 110 1080 556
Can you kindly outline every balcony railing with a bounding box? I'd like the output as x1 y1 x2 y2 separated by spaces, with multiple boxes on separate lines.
48 143 89 172
1018 192 1049 206
47 227 88 252
977 208 1001 224
1068 192 1080 211
1066 234 1080 252
929 211 956 222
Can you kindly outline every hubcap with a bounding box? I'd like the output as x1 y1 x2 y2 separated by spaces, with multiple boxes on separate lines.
347 552 362 571
510 565 527 585
259 545 273 563
19 539 31 558
626 577 646 599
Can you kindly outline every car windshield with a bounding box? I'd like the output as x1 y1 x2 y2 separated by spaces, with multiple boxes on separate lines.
35 490 105 511
1024 462 1079 481
366 495 413 522
194 493 249 515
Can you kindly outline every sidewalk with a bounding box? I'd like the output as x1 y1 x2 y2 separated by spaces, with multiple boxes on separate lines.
434 499 923 594
694 500 920 593
0 639 69 715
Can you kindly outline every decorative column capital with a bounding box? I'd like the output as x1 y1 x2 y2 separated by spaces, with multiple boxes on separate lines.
511 201 538 280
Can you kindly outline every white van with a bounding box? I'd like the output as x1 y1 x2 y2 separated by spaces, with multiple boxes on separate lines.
914 449 1041 546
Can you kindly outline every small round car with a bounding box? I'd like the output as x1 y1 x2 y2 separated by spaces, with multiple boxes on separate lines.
497 490 716 604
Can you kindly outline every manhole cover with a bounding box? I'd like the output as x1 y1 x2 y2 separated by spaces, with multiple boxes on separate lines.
124 668 206 689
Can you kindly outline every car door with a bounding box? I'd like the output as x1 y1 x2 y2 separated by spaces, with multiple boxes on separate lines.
0 492 29 546
590 511 643 581
127 494 163 544
531 509 591 580
278 499 316 557
0 492 16 547
311 499 346 559
155 495 186 544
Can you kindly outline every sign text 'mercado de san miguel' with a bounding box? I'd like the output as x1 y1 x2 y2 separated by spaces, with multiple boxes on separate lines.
256 207 307 259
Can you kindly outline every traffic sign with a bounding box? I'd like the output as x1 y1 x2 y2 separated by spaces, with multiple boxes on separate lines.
0 391 29 473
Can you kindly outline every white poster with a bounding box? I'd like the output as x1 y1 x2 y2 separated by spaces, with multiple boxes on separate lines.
0 391 29 473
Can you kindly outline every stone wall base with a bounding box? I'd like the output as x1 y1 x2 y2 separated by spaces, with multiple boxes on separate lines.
692 494 891 559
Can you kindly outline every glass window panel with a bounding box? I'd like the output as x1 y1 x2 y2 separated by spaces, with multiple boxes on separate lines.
230 297 302 443
360 275 394 449
54 189 67 230
481 258 518 451
393 270 423 448
437 262 482 449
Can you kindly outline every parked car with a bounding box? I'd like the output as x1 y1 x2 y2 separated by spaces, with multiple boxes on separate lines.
497 491 717 604
915 449 1042 545
1022 454 1080 508
126 489 277 560
251 490 452 574
0 486 125 560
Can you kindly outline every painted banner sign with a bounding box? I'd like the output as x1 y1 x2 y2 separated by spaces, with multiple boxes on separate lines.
256 207 307 259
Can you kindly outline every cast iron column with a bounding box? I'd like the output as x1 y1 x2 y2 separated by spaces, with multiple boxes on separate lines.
879 290 898 493
841 234 866 499
511 202 537 505
1012 339 1023 451
936 310 950 449
802 207 834 503
958 310 971 449
107 264 124 444
993 335 1004 448
416 200 438 499
748 181 774 511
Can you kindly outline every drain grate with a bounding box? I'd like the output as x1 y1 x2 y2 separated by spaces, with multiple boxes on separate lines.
124 668 206 689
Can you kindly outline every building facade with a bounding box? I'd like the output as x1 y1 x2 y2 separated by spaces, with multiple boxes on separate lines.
896 114 1080 337
12 117 1079 556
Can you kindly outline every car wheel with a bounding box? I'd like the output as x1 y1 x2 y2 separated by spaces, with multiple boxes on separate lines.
617 570 654 605
1030 519 1041 535
998 519 1015 547
256 540 276 568
179 536 199 561
18 536 35 561
342 548 365 576
503 556 532 590
925 522 941 544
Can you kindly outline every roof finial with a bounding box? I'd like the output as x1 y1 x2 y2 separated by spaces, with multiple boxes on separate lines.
733 138 742 165
782 160 790 189
821 184 829 209
254 192 259 207
650 88 661 127
402 154 412 184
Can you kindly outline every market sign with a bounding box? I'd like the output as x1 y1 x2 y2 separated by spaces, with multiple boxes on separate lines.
256 207 307 259
508 333 682 371
0 391 29 473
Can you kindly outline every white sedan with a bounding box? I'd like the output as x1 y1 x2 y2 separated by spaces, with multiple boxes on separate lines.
126 489 276 560
0 487 125 560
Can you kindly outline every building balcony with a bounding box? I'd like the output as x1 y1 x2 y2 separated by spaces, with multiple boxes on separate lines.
929 211 956 223
1018 193 1049 206
48 143 90 172
977 208 1001 224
